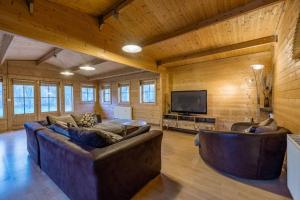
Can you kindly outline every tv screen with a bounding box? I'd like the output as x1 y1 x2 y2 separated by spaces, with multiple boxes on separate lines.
171 90 207 114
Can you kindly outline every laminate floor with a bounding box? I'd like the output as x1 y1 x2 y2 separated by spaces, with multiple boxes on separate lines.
0 129 291 200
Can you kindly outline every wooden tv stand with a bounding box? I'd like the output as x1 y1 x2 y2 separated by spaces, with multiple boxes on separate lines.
162 114 216 134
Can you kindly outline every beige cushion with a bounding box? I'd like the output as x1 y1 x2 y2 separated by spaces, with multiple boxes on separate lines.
47 115 78 128
258 118 273 126
255 120 278 133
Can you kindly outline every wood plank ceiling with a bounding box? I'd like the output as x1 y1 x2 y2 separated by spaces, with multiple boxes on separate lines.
0 0 286 70
46 0 285 67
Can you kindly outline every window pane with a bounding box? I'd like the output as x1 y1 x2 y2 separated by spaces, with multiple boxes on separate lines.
81 88 87 101
14 97 25 114
64 85 73 112
41 97 49 112
0 82 3 118
40 86 48 97
49 98 57 112
14 84 35 114
25 98 34 114
49 86 57 97
82 87 94 102
87 88 94 101
24 85 34 98
14 85 24 98
41 85 57 112
141 81 155 103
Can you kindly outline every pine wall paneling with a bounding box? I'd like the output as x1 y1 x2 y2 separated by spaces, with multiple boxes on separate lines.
167 52 272 130
273 0 300 134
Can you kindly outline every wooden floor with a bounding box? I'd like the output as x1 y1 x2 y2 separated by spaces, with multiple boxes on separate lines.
0 129 291 200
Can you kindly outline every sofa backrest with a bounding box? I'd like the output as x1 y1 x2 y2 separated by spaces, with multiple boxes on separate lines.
199 128 289 179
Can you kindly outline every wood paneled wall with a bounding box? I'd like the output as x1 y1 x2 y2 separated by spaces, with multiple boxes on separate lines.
99 72 161 125
167 52 272 130
273 0 300 134
0 61 96 131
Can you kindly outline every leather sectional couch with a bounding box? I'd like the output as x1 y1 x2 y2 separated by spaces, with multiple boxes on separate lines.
198 122 290 180
24 121 163 200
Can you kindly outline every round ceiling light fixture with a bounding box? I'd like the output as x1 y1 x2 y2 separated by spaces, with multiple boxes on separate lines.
122 44 142 53
60 71 74 76
79 65 96 71
251 64 264 70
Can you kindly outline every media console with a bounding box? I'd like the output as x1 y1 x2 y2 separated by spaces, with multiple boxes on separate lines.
162 114 216 134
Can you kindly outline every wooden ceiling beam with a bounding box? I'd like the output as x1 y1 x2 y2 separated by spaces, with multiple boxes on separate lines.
0 34 14 64
158 35 278 66
98 0 135 29
141 0 284 47
89 68 144 81
37 47 63 65
0 0 157 72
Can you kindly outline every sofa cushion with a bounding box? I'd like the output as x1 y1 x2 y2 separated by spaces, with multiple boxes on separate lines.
49 123 70 137
68 128 122 148
71 113 97 127
91 122 125 136
122 125 151 141
47 115 78 128
255 120 278 133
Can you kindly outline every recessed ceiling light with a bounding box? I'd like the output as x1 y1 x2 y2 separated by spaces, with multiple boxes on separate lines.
79 65 96 71
251 64 264 70
60 71 74 76
122 44 142 53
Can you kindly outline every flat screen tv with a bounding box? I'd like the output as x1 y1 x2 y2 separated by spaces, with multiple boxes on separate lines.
171 90 207 114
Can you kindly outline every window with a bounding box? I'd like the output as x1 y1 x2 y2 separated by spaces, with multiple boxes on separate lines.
64 85 74 112
118 83 130 103
102 85 111 103
140 80 156 103
81 86 95 102
13 84 35 115
40 84 57 112
0 81 3 118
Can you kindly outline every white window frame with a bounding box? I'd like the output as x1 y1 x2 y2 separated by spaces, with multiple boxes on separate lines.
40 83 58 113
118 83 130 104
13 83 35 115
81 86 95 103
64 84 74 112
140 80 156 104
101 84 111 104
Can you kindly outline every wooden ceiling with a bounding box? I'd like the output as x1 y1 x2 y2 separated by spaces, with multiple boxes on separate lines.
0 31 131 78
0 0 287 70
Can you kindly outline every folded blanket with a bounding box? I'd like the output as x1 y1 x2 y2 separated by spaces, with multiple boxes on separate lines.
87 122 125 136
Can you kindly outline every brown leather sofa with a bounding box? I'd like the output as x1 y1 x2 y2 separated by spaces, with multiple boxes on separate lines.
24 122 162 200
198 123 289 180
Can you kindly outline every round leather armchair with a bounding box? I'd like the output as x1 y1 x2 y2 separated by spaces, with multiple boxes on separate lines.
198 126 289 180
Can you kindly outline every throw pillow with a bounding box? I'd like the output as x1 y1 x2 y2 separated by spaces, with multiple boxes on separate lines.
47 115 78 128
49 123 70 137
68 128 122 148
79 113 97 128
71 113 98 127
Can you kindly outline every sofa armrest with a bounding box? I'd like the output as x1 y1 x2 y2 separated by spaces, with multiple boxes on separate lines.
96 114 102 123
91 130 163 200
231 122 257 132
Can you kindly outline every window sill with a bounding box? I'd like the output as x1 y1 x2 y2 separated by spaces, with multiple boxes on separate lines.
140 102 157 106
101 102 112 105
81 101 95 104
118 102 130 106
